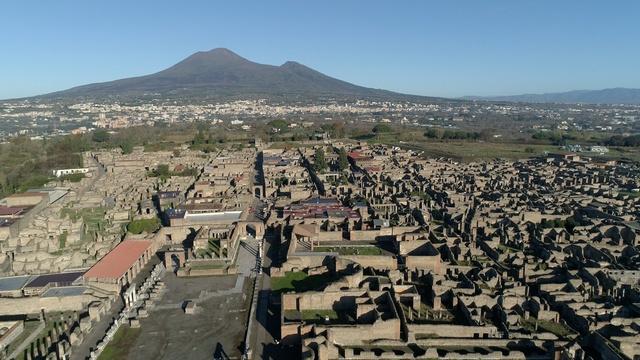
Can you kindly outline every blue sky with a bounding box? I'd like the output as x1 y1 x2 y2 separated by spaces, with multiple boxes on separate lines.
1 0 639 99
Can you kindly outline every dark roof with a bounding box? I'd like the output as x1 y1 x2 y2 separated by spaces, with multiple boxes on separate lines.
25 271 84 288
166 208 186 219
157 191 182 199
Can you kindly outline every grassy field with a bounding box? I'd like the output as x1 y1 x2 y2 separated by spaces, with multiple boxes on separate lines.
58 231 67 249
397 141 563 162
313 245 383 255
127 217 160 234
353 130 640 162
521 318 575 339
61 207 110 240
143 141 179 152
271 271 334 294
189 262 226 270
98 326 142 360
301 309 339 321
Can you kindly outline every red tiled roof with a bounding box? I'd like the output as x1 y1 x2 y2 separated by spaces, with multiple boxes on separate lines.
84 240 152 280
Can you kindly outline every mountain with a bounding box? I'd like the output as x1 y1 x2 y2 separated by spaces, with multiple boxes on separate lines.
463 88 640 105
31 48 436 101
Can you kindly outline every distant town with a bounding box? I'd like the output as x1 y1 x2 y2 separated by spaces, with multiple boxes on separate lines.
1 99 640 141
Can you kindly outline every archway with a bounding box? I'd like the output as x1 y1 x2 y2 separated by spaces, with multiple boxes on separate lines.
164 249 185 270
246 224 257 238
236 221 265 240
254 185 263 199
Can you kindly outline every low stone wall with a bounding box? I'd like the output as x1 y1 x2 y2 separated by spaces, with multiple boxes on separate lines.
408 324 500 340
279 254 329 273
180 265 237 277
326 318 402 344
341 255 397 270
0 294 98 315
405 255 442 274
317 231 342 241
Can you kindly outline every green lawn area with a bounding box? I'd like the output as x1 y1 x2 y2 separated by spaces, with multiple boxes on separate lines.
521 318 574 339
58 231 68 249
143 141 178 152
59 173 85 182
189 262 226 270
598 146 640 162
367 137 640 163
617 190 640 199
195 239 228 258
301 309 339 321
300 309 341 324
313 245 383 255
61 207 110 241
127 217 160 234
398 141 562 162
271 271 334 294
98 326 141 360
284 309 354 325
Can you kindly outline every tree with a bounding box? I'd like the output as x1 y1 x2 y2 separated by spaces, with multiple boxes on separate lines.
150 164 170 177
424 128 436 139
337 147 349 171
193 129 206 145
314 148 327 172
334 121 346 138
372 123 392 134
128 218 160 234
92 129 110 143
268 119 288 131
322 121 346 139
118 139 134 154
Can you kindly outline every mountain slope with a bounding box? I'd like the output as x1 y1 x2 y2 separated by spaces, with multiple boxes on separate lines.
464 88 640 105
36 48 429 101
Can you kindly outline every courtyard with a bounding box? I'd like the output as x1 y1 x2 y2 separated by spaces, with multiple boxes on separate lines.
118 273 252 360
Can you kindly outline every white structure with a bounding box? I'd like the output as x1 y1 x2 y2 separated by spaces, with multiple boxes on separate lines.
52 168 90 178
590 146 609 154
